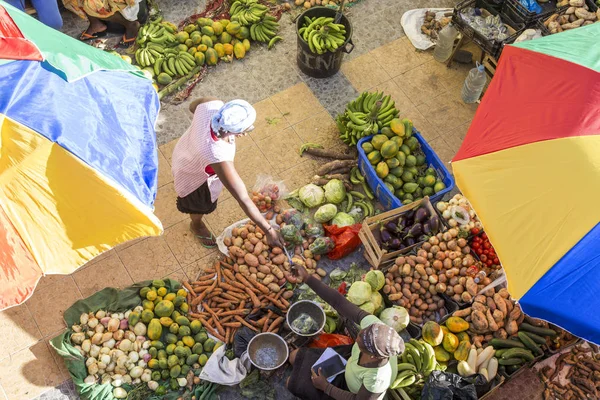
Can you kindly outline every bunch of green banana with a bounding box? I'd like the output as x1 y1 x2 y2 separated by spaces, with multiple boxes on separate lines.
135 45 163 68
391 339 442 395
337 91 400 146
136 21 176 46
230 0 268 25
159 51 197 78
250 15 280 43
346 167 376 218
299 16 346 55
324 316 338 334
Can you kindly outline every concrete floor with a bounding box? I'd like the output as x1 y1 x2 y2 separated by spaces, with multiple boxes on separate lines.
0 0 481 399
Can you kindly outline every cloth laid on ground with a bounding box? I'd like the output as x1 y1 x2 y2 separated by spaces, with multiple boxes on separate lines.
400 8 453 50
63 0 141 20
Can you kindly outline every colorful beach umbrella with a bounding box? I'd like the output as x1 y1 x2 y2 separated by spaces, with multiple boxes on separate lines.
0 3 162 311
452 24 600 344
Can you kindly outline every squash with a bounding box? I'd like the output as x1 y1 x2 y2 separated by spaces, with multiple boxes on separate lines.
422 321 444 346
443 332 459 353
446 316 470 333
155 300 175 318
434 346 451 362
147 318 162 340
454 341 470 361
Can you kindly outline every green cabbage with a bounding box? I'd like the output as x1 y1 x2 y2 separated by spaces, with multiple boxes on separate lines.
299 184 325 208
359 302 376 314
370 291 383 311
324 179 347 204
331 212 355 228
379 306 410 333
347 281 372 305
314 204 337 223
365 270 385 292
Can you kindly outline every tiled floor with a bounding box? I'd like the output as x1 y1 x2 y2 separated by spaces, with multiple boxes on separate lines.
2 0 485 399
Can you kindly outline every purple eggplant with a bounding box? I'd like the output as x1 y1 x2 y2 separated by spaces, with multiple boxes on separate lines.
405 237 416 246
385 221 398 233
414 207 430 223
388 238 402 250
405 223 423 238
404 209 415 221
380 229 393 243
428 215 440 233
396 215 408 231
423 222 432 235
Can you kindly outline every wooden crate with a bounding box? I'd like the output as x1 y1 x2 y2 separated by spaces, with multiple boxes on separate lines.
359 197 438 269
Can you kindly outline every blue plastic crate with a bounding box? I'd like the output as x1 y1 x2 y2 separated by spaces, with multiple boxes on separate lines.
357 130 455 210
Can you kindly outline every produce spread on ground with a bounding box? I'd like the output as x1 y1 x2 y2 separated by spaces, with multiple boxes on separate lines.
52 1 600 399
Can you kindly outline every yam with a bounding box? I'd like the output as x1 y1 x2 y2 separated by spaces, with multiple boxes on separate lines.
461 292 473 303
493 309 504 323
474 295 487 304
575 8 596 20
561 18 584 29
505 320 519 335
471 310 489 331
494 328 508 339
569 0 583 6
486 297 497 312
466 277 478 296
471 302 487 313
453 307 472 318
493 294 507 315
486 309 499 332
504 297 514 313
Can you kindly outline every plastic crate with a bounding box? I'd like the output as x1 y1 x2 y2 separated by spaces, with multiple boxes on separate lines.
453 0 526 59
356 130 455 211
501 0 565 26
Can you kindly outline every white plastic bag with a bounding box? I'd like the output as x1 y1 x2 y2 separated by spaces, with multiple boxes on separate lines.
199 345 252 386
401 8 454 50
251 174 287 212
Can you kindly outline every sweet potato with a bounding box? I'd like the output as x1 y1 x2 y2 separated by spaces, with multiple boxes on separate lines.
493 294 507 315
575 8 596 20
493 309 504 323
466 277 478 296
561 18 584 29
229 246 245 258
471 310 489 331
486 297 497 312
244 253 259 267
474 295 486 304
505 319 519 335
471 301 487 313
453 307 472 318
486 309 499 332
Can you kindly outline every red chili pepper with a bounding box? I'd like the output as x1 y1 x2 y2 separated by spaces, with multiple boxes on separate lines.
338 282 347 295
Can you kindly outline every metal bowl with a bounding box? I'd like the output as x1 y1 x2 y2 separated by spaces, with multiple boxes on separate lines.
247 332 289 371
286 300 326 337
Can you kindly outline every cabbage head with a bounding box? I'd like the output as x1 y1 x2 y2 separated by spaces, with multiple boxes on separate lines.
331 212 355 228
324 179 347 204
359 302 376 314
314 204 337 223
299 184 325 208
347 281 372 305
365 270 385 292
370 291 383 311
379 306 410 333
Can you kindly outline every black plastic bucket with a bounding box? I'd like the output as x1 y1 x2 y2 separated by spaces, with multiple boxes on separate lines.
296 7 354 78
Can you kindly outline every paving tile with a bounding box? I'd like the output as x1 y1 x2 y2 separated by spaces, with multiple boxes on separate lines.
234 141 279 188
154 183 187 230
181 251 222 282
403 106 440 143
45 336 69 385
72 252 134 299
255 127 305 174
35 275 69 291
0 304 42 358
368 79 416 115
416 91 474 134
0 341 65 400
270 83 325 125
371 37 429 78
159 138 179 166
302 73 360 118
163 220 218 267
155 102 193 147
31 379 79 400
292 111 347 152
279 158 321 194
204 196 246 235
393 61 451 107
341 53 391 92
117 236 181 283
157 149 173 188
162 268 189 284
26 277 82 338
427 137 457 170
442 122 471 153
250 98 290 143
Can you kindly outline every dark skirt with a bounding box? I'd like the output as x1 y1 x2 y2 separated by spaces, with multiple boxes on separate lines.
176 181 218 215
288 345 353 400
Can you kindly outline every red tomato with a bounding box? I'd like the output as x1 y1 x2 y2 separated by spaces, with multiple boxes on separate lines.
472 242 481 249
483 242 491 249
480 254 488 262
493 257 499 264
482 233 488 240
471 228 480 235
486 259 493 266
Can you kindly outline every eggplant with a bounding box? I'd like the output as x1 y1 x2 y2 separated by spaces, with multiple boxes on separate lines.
388 238 402 250
405 237 416 246
428 215 440 233
404 209 415 222
380 229 393 244
405 223 423 238
384 221 398 233
396 216 407 231
414 207 430 223
423 222 432 235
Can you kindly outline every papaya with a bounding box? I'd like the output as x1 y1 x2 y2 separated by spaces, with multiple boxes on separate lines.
454 341 470 361
179 303 189 313
223 43 234 55
175 31 189 44
446 316 470 333
178 325 191 337
456 332 470 344
201 35 214 48
233 42 246 59
361 142 374 153
139 287 151 298
401 171 414 183
396 152 406 166
190 31 202 44
184 39 194 48
169 323 180 334
158 349 168 360
199 354 208 366
422 321 443 346
176 315 190 326
170 365 181 378
172 311 182 321
201 26 214 36
177 289 187 298
148 359 159 369
194 331 208 344
166 343 177 355
422 175 436 187
371 134 388 150
242 38 251 51
403 182 419 194
434 181 446 193
184 24 197 34
236 26 250 39
433 345 451 362
174 346 187 358
182 336 195 347
181 365 191 376
220 32 232 44
160 317 174 327
375 162 389 179
194 52 206 66
186 354 200 366
190 320 202 334
390 118 405 136
205 48 218 66
176 44 188 52
213 43 225 57
197 44 208 52
212 21 224 35
196 18 213 27
405 155 417 168
390 136 404 149
210 34 218 44
155 300 175 318
165 333 178 344
423 187 434 196
192 342 204 355
151 371 161 381
148 318 162 340
384 182 394 193
367 150 382 165
399 144 411 156
381 127 394 138
440 325 450 336
187 47 197 55
150 340 164 350
128 312 140 327
226 21 242 35
384 174 402 190
443 332 459 353
203 338 216 352
146 290 157 301
390 166 403 178
416 154 426 166
219 19 230 28
172 296 185 307
157 287 168 297
380 140 399 159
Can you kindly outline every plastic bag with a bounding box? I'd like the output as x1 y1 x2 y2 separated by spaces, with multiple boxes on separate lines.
421 371 483 400
281 224 303 245
281 209 305 230
199 345 251 386
305 219 325 238
233 327 257 359
519 0 542 13
291 313 320 335
308 334 354 348
251 174 287 212
324 224 362 260
309 236 336 255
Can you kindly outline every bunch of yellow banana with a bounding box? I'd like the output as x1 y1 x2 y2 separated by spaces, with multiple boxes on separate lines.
250 14 280 43
298 16 346 54
230 0 268 25
337 91 400 145
390 339 441 396
158 51 197 78
136 21 176 46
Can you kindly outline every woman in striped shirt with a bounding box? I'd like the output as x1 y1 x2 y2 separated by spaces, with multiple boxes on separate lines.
171 98 283 249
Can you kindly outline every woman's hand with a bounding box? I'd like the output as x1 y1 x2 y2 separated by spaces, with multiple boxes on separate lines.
265 227 284 248
294 263 310 283
311 368 328 392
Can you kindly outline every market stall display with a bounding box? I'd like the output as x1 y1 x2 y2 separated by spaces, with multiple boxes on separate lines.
543 0 598 34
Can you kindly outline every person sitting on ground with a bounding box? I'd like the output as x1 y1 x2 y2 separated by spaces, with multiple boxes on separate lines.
63 0 144 46
287 263 405 400
171 97 284 250
5 0 63 30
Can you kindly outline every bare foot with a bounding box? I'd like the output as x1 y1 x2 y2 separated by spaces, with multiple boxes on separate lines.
85 20 107 35
190 222 216 248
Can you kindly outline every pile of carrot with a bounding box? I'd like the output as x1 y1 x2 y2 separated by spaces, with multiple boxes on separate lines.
185 260 291 344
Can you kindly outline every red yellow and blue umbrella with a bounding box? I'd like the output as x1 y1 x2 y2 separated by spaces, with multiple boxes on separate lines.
452 24 600 344
0 3 162 310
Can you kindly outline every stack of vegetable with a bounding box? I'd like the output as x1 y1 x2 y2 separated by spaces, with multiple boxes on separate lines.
435 194 482 232
292 0 346 9
456 345 499 384
379 202 442 251
299 16 347 54
544 0 599 34
336 92 401 146
422 318 471 366
230 0 282 46
346 270 386 315
391 339 445 397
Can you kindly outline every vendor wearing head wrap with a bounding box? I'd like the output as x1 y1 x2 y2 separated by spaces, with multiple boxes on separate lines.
171 98 283 249
287 264 405 400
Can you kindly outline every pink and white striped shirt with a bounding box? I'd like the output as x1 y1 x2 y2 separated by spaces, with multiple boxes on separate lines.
171 100 236 201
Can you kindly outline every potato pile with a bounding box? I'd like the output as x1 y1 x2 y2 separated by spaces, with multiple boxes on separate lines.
545 0 600 34
452 288 523 348
223 220 322 288
421 10 452 40
293 0 347 9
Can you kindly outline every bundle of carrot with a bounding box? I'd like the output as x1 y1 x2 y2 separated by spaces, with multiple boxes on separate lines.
184 260 295 345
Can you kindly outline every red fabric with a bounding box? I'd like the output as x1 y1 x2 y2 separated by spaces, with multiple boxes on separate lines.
205 128 219 175
308 333 354 348
324 224 362 260
453 46 600 162
0 6 43 61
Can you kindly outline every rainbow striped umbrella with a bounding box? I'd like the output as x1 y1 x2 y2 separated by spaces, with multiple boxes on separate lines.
452 24 600 344
0 3 162 310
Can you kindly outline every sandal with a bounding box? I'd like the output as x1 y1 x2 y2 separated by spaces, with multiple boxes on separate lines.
117 33 137 48
190 223 217 249
79 30 107 41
